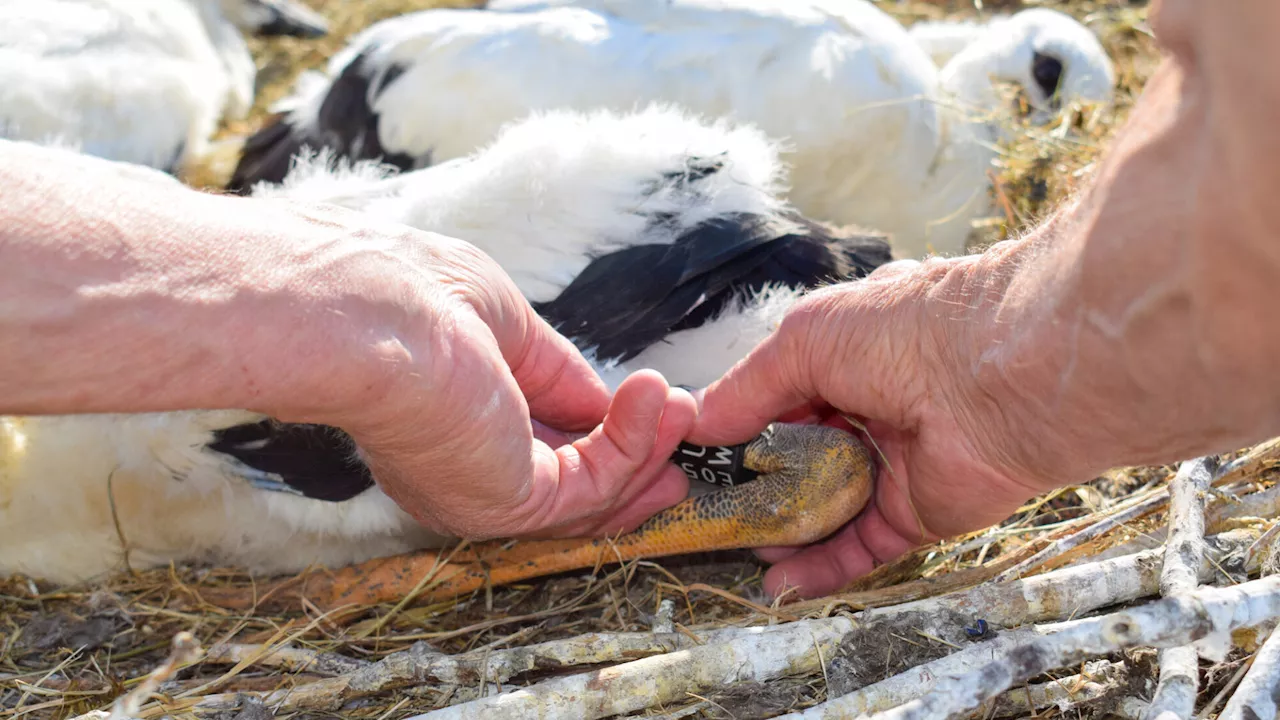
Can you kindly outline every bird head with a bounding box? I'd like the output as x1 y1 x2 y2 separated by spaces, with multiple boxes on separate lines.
938 8 1116 126
996 8 1116 121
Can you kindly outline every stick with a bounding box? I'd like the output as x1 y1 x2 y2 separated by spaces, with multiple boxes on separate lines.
787 528 1257 643
1245 520 1280 569
1023 437 1280 577
202 642 370 676
1214 438 1280 488
403 619 855 720
69 632 202 720
992 491 1169 583
1069 480 1280 567
651 599 676 635
410 564 1280 720
1146 456 1215 720
779 575 1280 720
1219 621 1280 719
160 632 707 714
964 659 1128 718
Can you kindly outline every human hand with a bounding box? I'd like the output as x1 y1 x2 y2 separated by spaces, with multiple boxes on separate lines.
0 134 697 544
222 201 697 542
685 255 1077 600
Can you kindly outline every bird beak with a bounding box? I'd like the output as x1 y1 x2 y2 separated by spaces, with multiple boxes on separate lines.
252 0 329 38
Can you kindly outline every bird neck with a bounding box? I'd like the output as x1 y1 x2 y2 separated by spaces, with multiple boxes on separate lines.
939 43 1011 109
188 1 255 116
934 35 1029 149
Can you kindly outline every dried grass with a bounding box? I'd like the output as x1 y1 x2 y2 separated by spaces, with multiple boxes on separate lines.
9 2 1245 719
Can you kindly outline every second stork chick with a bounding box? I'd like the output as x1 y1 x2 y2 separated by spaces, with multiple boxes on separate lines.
228 0 1115 259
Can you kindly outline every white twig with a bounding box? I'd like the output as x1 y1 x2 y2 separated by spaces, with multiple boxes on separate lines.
114 633 201 719
993 491 1170 582
69 632 202 720
1219 624 1280 720
652 599 676 635
963 659 1128 718
1046 439 1280 574
844 530 1257 643
174 632 706 714
1214 438 1280 487
1160 457 1216 596
1146 456 1215 720
1077 481 1280 566
203 642 370 675
408 565 1280 720
1246 520 1280 569
1147 647 1199 720
777 575 1280 720
404 619 854 720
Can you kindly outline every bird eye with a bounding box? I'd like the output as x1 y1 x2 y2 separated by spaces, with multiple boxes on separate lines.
1031 52 1064 100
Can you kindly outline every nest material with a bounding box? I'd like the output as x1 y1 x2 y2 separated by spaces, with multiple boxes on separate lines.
15 2 1263 720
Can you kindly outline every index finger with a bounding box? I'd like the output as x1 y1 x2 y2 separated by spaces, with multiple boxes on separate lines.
686 312 818 445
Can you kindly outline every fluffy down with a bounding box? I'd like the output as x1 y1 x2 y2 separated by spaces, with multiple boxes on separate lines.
230 0 1114 258
253 105 890 384
258 105 790 301
0 0 327 173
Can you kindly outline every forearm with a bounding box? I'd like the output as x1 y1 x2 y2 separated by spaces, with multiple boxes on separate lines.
941 1 1280 482
0 140 411 420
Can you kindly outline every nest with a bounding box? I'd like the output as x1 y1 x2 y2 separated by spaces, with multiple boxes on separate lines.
19 2 1280 720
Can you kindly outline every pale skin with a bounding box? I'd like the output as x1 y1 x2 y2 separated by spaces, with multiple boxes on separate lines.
0 140 697 542
688 0 1280 598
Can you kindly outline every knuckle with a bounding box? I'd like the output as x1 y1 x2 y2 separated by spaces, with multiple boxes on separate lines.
866 258 923 280
513 330 571 398
779 285 850 350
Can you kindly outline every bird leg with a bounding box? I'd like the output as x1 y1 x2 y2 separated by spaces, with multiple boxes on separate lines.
199 423 875 613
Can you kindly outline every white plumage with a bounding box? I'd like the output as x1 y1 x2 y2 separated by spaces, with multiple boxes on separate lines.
255 106 885 388
230 0 1115 259
1 106 891 585
906 14 1007 68
0 0 328 173
0 411 440 585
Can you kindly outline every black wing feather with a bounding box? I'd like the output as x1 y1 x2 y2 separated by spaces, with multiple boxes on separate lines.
208 420 373 502
226 51 417 194
535 211 892 363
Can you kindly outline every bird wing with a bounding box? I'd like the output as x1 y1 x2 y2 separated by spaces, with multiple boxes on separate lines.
535 211 891 362
207 420 374 502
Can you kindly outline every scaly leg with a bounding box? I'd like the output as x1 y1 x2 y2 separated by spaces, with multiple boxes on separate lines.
201 423 875 612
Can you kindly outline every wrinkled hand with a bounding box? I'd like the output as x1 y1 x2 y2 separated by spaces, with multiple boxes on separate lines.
257 209 696 541
686 257 1067 600
0 137 696 544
